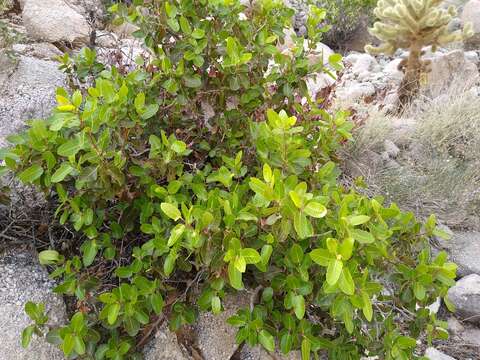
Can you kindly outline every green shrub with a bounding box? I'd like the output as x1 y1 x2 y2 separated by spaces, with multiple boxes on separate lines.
0 1 456 359
319 0 377 49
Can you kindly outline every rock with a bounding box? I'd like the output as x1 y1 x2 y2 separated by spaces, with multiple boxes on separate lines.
336 81 376 102
306 42 334 66
383 58 404 82
383 140 400 158
447 316 465 335
0 55 66 148
0 248 66 360
95 31 119 48
143 323 190 360
447 274 480 324
22 0 90 45
426 50 479 96
194 293 249 360
464 50 479 65
11 43 62 61
240 345 303 360
344 53 380 76
424 347 457 360
462 0 480 50
435 232 480 277
110 22 140 40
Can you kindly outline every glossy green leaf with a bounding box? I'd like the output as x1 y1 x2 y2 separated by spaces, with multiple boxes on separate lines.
161 202 182 221
326 259 343 285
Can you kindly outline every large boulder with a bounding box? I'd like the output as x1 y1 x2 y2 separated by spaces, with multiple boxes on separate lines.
435 232 480 277
425 50 479 96
21 0 90 45
0 55 66 147
0 248 66 360
447 274 480 324
461 0 480 50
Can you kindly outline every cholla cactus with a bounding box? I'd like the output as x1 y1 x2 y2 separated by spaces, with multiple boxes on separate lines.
365 0 474 109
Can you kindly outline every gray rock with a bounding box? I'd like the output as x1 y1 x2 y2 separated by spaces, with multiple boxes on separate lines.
143 323 191 360
145 293 251 360
0 55 66 147
0 248 66 360
425 347 457 360
194 293 249 360
426 50 479 96
22 0 90 45
336 81 376 102
447 274 480 324
348 53 381 76
11 43 63 61
435 232 480 277
383 140 400 158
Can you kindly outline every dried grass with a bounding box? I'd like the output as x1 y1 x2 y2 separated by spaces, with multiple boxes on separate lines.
343 87 480 230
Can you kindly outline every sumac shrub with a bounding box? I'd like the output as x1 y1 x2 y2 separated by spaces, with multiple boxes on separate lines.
0 0 455 359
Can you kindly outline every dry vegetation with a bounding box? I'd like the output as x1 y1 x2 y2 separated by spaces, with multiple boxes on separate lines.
343 87 480 230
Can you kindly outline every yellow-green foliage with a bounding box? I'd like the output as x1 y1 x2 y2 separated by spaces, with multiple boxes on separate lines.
366 0 474 55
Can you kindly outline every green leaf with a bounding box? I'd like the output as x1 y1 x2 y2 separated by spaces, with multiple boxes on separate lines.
414 282 426 300
81 240 97 267
39 250 60 265
141 104 159 119
234 255 246 272
241 248 261 264
151 293 164 315
326 259 343 285
294 212 313 239
301 338 311 360
352 229 375 244
289 244 304 264
51 163 74 183
161 202 182 221
21 325 34 348
310 248 332 266
347 215 370 226
362 291 373 321
167 224 185 247
338 268 355 295
293 295 305 319
304 201 327 218
73 335 86 355
228 261 243 290
19 164 44 183
183 74 202 88
62 333 75 356
396 336 417 349
164 252 177 276
338 237 354 260
57 137 82 157
107 303 120 325
258 330 275 352
191 28 205 39
211 296 221 314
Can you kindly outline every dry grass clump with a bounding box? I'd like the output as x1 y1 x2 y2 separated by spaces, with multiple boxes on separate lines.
343 88 480 230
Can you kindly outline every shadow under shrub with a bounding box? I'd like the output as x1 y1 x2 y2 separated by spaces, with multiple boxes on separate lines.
0 1 457 359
